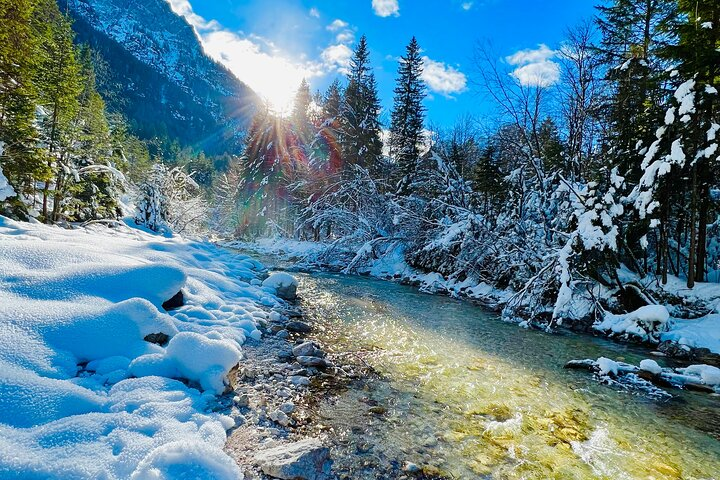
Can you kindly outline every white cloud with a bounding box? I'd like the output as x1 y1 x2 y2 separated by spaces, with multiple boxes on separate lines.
327 19 349 31
505 44 560 87
421 56 467 98
335 31 355 44
165 0 328 112
372 0 400 17
321 44 353 74
309 7 320 18
461 2 473 10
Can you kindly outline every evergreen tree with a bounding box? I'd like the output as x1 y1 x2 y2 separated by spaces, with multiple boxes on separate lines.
389 37 427 195
291 78 312 142
0 0 46 208
32 0 82 221
341 36 383 175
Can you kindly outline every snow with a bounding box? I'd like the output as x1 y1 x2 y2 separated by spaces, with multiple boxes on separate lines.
262 272 298 290
0 143 16 201
0 215 280 478
639 359 663 375
594 305 670 341
661 314 720 354
678 365 720 386
597 357 619 376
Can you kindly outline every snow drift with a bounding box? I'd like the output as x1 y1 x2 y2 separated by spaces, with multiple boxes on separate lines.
0 216 285 478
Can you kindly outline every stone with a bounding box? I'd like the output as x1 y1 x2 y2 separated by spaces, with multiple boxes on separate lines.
287 321 312 334
296 356 333 369
276 330 290 340
279 402 295 414
290 375 311 386
144 332 170 345
234 394 250 407
293 341 324 358
402 462 420 473
161 290 184 311
278 349 295 362
255 438 331 480
269 409 291 426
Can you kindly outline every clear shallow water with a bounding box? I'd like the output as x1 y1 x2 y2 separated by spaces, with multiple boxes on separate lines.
295 272 720 480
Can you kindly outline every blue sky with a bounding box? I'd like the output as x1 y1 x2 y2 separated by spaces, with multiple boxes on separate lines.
168 0 598 126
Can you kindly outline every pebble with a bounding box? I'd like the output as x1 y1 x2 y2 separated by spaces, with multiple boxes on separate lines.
279 402 295 414
269 409 291 426
290 375 311 386
234 394 250 407
402 462 421 473
276 329 290 339
276 388 292 398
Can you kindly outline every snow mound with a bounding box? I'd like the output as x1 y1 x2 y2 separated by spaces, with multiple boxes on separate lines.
639 359 663 375
262 272 298 290
661 314 720 354
0 215 276 478
594 305 670 341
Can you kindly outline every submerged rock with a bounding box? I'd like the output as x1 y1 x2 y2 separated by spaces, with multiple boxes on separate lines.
287 321 312 334
296 356 333 369
293 341 324 358
254 438 330 480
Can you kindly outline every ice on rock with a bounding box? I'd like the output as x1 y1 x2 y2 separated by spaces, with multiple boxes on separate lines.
165 332 242 394
597 357 619 376
639 359 663 375
594 305 670 340
130 440 244 480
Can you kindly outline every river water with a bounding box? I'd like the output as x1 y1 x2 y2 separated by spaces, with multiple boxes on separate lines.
289 271 720 480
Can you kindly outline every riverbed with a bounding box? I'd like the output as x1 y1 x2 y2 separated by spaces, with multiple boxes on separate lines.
292 270 720 479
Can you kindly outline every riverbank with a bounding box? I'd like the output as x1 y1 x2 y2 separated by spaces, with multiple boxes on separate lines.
0 216 336 479
228 237 720 367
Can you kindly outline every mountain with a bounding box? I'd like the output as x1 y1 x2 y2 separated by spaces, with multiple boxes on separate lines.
61 0 260 155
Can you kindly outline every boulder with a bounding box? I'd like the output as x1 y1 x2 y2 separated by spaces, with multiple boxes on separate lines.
263 273 298 301
255 438 330 480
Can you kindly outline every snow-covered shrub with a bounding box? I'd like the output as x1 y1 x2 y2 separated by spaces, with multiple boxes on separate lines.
135 164 207 234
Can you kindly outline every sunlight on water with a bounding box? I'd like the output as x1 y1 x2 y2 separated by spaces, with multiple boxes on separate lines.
299 273 720 480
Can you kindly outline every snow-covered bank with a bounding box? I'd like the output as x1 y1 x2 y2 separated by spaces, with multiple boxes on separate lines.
234 237 720 360
0 216 288 478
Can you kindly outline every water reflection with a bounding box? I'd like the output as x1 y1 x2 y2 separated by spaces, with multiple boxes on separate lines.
298 272 720 480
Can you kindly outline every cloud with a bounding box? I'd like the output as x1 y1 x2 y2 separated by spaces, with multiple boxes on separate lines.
309 7 320 18
372 0 400 17
321 44 353 74
326 19 349 31
461 2 473 10
166 0 330 111
505 44 560 87
421 56 467 97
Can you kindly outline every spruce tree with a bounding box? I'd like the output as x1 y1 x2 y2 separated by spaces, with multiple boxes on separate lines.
389 37 426 195
291 78 312 142
341 36 383 175
0 0 46 207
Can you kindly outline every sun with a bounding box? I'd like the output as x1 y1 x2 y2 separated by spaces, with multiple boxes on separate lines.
200 31 315 115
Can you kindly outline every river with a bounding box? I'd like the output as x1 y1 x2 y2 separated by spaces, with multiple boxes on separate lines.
286 270 720 479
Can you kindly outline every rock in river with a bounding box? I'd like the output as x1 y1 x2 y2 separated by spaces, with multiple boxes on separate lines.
255 438 331 480
287 321 312 334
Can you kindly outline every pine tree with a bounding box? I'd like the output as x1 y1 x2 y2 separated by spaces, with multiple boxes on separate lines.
291 78 312 142
0 0 47 208
32 0 82 221
389 37 426 195
341 36 383 175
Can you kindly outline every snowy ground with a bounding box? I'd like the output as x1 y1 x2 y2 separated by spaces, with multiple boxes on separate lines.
236 237 720 357
0 217 292 479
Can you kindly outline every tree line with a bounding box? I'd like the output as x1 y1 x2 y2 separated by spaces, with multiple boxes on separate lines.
223 0 720 325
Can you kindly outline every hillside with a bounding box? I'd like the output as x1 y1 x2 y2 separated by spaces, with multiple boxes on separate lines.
62 0 260 155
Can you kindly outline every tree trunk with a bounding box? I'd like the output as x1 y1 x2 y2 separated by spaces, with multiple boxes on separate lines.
687 165 697 289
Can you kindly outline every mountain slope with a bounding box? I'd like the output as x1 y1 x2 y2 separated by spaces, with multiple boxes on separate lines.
62 0 259 155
